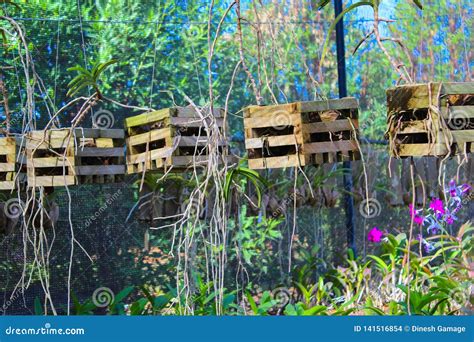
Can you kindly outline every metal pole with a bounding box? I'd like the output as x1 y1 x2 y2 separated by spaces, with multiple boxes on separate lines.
333 0 357 255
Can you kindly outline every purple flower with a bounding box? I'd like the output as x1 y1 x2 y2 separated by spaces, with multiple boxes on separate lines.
414 216 424 225
409 204 425 225
429 198 445 215
449 180 458 197
427 221 441 235
418 236 436 254
460 183 471 196
368 227 383 243
444 213 457 225
422 241 435 254
448 180 471 199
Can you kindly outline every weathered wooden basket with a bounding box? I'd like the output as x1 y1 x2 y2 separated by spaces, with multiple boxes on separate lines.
243 98 360 169
125 106 226 174
386 82 474 157
0 136 25 190
26 128 125 187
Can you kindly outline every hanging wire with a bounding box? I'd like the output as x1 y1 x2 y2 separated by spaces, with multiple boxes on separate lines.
53 7 62 108
10 16 416 25
76 0 88 66
148 21 159 109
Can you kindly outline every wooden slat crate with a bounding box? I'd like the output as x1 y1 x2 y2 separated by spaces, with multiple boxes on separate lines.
387 82 474 157
243 97 360 169
0 136 25 190
26 128 125 187
125 106 226 174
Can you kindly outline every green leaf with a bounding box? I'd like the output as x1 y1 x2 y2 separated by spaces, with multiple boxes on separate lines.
303 305 327 315
246 292 258 314
364 306 385 315
66 58 118 97
153 295 169 310
223 294 236 309
418 294 446 311
316 0 331 10
111 286 134 307
130 298 148 315
224 165 268 206
34 297 43 315
283 304 298 315
140 286 155 306
368 255 389 272
412 0 423 9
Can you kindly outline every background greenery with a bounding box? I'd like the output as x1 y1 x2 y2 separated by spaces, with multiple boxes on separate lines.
0 0 472 315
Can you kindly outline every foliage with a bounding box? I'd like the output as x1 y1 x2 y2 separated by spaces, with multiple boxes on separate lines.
67 59 118 99
1 0 472 317
224 162 268 206
224 205 285 284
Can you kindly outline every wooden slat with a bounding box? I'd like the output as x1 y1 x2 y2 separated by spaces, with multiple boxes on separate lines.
299 97 358 112
127 128 172 146
395 143 448 157
248 154 307 169
76 147 124 157
28 156 74 168
173 106 223 118
28 175 76 187
30 128 125 140
387 82 474 112
244 114 301 130
397 120 429 134
442 82 474 95
0 181 15 190
441 106 474 119
126 146 174 164
170 117 224 128
171 155 210 166
387 83 440 111
303 119 358 134
26 137 72 150
0 137 16 147
244 103 299 118
177 136 225 147
77 128 124 139
124 108 171 128
29 129 72 139
244 98 358 118
0 144 16 154
0 163 15 172
75 165 125 175
303 140 359 154
245 135 298 149
95 138 114 148
451 130 474 143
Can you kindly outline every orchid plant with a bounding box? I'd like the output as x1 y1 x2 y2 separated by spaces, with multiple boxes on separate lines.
368 180 471 254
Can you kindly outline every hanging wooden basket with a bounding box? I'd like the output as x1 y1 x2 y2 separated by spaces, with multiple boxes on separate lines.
26 128 125 187
386 82 474 157
243 97 360 169
0 136 25 190
125 106 227 174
